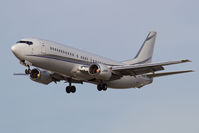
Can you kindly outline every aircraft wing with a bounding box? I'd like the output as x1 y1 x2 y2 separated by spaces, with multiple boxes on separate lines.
146 70 194 78
13 70 84 84
112 59 191 76
49 72 83 84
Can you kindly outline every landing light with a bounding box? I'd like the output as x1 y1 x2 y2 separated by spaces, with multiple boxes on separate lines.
96 69 100 73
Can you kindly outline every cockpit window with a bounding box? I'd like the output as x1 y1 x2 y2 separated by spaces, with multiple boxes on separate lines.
17 41 33 45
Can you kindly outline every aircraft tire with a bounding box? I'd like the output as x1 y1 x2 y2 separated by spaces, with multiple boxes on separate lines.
25 69 30 74
102 84 107 91
71 86 76 93
66 86 71 93
97 84 102 91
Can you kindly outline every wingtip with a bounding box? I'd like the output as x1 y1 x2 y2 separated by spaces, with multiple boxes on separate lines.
184 70 194 73
181 59 192 63
13 73 28 76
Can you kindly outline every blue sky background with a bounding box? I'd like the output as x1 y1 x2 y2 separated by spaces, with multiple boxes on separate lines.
0 0 198 133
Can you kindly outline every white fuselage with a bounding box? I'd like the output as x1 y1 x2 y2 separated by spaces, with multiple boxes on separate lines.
11 38 153 89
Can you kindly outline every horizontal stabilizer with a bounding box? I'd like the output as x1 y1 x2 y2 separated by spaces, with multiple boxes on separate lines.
146 70 194 78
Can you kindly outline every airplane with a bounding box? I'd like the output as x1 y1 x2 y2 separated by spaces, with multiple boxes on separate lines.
11 31 193 93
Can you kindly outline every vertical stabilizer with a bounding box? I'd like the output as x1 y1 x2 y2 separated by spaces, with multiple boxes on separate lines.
123 31 156 65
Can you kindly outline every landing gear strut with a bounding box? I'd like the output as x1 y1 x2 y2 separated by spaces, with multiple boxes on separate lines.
65 82 76 93
97 83 107 91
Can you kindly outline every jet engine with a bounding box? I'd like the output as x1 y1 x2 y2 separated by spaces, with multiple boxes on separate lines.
30 68 52 84
88 63 112 80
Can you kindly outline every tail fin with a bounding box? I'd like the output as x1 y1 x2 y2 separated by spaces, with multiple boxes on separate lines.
123 31 157 65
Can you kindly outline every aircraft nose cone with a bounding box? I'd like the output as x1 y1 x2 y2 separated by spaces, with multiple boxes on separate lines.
11 44 23 60
11 45 16 53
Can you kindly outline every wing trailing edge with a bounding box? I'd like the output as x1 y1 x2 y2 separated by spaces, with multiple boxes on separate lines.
112 59 192 76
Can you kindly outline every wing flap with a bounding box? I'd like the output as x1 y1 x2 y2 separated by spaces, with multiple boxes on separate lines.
112 59 191 76
118 65 164 76
146 70 194 78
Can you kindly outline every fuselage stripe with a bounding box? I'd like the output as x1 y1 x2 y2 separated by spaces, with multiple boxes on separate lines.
26 54 121 66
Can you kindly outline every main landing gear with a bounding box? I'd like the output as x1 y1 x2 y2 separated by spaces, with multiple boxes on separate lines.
65 83 107 94
66 86 76 93
65 82 76 93
97 83 107 91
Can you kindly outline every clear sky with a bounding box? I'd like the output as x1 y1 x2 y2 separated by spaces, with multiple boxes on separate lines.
0 0 198 133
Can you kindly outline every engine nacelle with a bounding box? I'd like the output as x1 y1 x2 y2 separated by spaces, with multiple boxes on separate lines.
30 68 52 85
88 63 112 80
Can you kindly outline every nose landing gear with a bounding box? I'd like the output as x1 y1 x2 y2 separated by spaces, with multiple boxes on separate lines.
25 66 31 74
